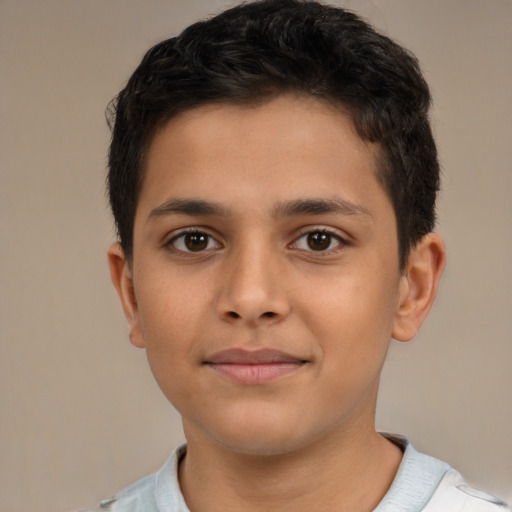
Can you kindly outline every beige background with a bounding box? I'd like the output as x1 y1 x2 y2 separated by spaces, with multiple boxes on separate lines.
1 0 511 510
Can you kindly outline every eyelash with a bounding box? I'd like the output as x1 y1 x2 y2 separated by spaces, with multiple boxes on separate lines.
165 228 222 254
164 227 350 255
291 228 349 254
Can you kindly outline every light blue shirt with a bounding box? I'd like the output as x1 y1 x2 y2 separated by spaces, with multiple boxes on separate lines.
88 436 509 512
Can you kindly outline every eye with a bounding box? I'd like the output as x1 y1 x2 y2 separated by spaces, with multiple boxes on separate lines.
168 230 221 253
293 230 345 252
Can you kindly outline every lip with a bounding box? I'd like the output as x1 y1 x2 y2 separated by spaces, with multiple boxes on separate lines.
204 348 307 385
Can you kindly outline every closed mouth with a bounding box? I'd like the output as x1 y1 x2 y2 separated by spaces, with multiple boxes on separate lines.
204 348 307 384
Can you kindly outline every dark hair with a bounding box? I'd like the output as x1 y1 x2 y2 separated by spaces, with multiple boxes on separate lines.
107 0 439 268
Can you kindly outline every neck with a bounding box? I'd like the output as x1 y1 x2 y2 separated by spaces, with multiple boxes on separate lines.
178 423 402 512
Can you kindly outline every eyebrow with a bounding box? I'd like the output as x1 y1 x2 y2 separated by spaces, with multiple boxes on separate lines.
149 198 228 218
148 196 371 220
272 197 372 219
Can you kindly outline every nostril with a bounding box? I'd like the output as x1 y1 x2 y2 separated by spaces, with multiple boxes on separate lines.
261 311 276 318
227 311 241 319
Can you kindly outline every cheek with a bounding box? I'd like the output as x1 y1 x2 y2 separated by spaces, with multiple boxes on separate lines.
135 270 212 364
298 268 398 362
137 286 205 407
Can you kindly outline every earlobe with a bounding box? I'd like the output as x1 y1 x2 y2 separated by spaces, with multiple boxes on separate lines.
392 233 446 342
107 243 145 348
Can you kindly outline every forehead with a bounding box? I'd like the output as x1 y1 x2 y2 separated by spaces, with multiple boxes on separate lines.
137 94 390 222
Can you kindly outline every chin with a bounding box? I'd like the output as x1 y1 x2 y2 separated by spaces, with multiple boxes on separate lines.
201 409 325 458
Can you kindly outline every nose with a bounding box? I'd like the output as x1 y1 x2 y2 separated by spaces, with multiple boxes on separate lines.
215 242 291 326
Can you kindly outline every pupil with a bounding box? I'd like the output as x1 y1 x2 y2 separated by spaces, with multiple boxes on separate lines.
307 232 331 251
185 233 208 251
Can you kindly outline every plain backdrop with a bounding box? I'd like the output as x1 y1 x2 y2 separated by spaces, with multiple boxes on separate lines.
1 1 511 510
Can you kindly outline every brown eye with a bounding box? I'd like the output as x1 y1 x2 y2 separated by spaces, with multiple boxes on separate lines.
184 232 208 251
307 232 332 251
292 229 344 253
170 231 221 253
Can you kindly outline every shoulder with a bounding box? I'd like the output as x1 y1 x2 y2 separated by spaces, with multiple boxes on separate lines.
80 444 189 512
75 473 159 512
376 434 510 512
423 468 510 512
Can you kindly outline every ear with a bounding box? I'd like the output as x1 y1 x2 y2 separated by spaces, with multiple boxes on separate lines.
392 233 446 342
107 243 145 348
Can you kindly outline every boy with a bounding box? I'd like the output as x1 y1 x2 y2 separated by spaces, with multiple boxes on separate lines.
96 1 510 510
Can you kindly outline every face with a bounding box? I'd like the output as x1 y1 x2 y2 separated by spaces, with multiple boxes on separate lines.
113 95 412 456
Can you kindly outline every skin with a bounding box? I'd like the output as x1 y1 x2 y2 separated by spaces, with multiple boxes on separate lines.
109 95 445 511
